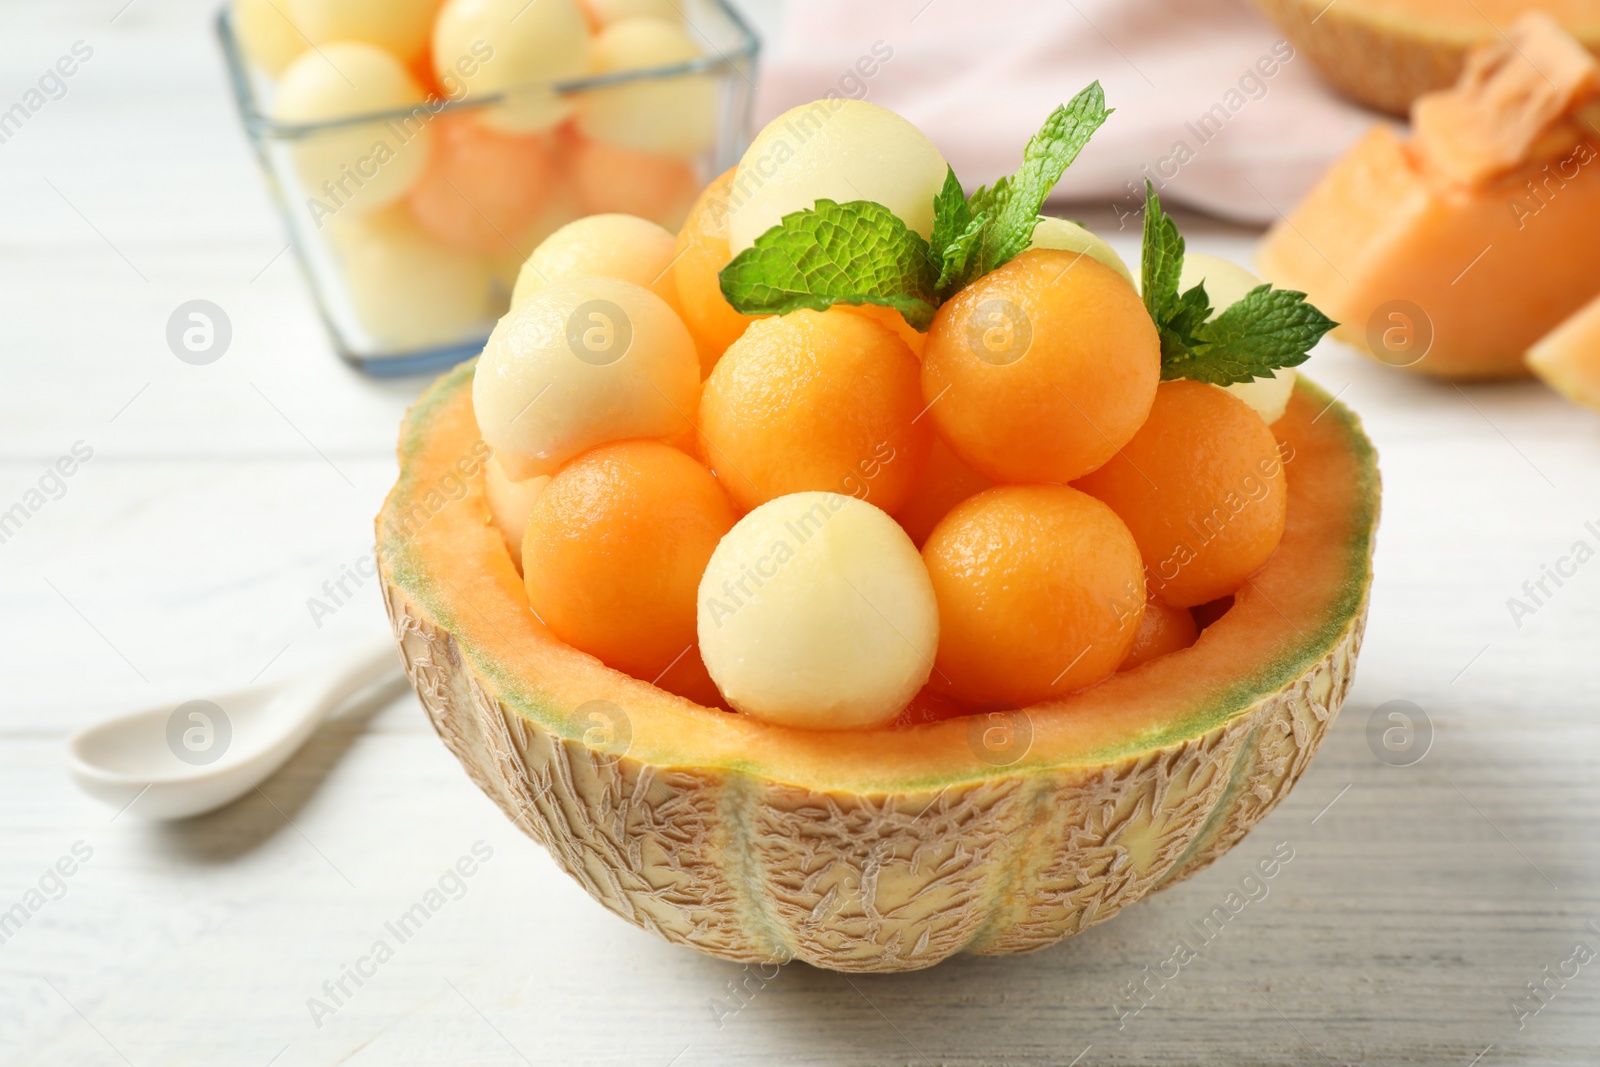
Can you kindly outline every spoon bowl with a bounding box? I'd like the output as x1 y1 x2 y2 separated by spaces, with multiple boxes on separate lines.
67 640 401 820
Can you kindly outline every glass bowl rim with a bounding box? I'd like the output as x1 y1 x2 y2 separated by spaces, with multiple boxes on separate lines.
216 0 760 140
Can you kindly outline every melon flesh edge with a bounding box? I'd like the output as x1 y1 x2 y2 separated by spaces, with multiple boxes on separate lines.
376 363 1379 972
1258 123 1600 379
1529 289 1600 410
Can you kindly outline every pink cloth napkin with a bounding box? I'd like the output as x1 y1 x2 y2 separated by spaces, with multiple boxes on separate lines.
755 0 1381 225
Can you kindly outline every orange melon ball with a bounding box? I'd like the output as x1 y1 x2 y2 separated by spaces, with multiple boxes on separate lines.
841 303 926 357
568 133 699 229
921 248 1160 484
522 440 736 681
1118 594 1199 671
673 167 762 369
652 645 726 708
697 308 931 514
893 436 992 548
922 485 1145 706
408 116 557 254
1075 380 1288 608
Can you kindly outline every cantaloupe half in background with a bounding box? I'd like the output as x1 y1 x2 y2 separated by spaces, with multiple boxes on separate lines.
1258 14 1600 380
376 363 1379 972
1256 0 1600 114
1529 290 1600 411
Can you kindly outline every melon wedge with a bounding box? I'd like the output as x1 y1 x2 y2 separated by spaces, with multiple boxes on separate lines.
1259 15 1600 379
376 364 1380 972
1530 289 1600 410
1257 0 1600 114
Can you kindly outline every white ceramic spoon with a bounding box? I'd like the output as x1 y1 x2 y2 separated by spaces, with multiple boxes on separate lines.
66 639 403 820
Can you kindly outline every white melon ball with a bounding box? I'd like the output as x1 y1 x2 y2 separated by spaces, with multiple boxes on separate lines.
433 0 592 133
580 0 679 28
483 455 550 567
511 213 681 312
575 18 715 158
698 492 938 730
1180 253 1297 424
473 275 699 480
272 43 433 216
284 0 439 62
1030 217 1134 285
330 207 498 348
727 99 948 255
234 0 305 76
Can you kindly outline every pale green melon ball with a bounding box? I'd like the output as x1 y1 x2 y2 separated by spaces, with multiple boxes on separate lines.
473 275 699 480
330 207 497 349
1029 217 1134 285
272 42 433 216
1179 253 1297 424
234 0 305 75
483 455 550 568
510 213 680 312
698 492 938 730
284 0 439 63
727 99 948 255
581 0 680 27
433 0 592 132
575 17 716 158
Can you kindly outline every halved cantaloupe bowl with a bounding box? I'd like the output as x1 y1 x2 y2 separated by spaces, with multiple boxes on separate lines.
376 361 1379 972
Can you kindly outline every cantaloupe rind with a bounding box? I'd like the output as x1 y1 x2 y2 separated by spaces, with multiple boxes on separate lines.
376 362 1379 971
1256 0 1600 115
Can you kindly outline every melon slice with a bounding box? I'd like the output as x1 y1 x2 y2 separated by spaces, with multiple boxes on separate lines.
1257 0 1600 114
376 362 1379 972
1258 14 1600 379
1529 289 1600 409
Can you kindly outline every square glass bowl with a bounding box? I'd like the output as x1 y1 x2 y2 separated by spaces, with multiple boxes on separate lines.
217 1 758 377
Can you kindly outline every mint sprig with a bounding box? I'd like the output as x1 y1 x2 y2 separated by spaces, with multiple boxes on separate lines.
717 198 939 329
717 83 1335 371
953 83 1110 292
720 83 1110 329
1141 181 1336 385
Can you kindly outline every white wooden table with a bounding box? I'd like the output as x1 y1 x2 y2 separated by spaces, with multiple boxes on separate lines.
3 2 1598 1064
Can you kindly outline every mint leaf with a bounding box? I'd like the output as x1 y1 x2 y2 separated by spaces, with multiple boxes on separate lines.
719 199 939 329
1139 179 1186 325
1140 180 1336 385
965 82 1112 280
929 166 986 296
928 166 972 261
1176 286 1335 385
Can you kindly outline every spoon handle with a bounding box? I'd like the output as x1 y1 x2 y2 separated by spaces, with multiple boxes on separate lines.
299 639 406 724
